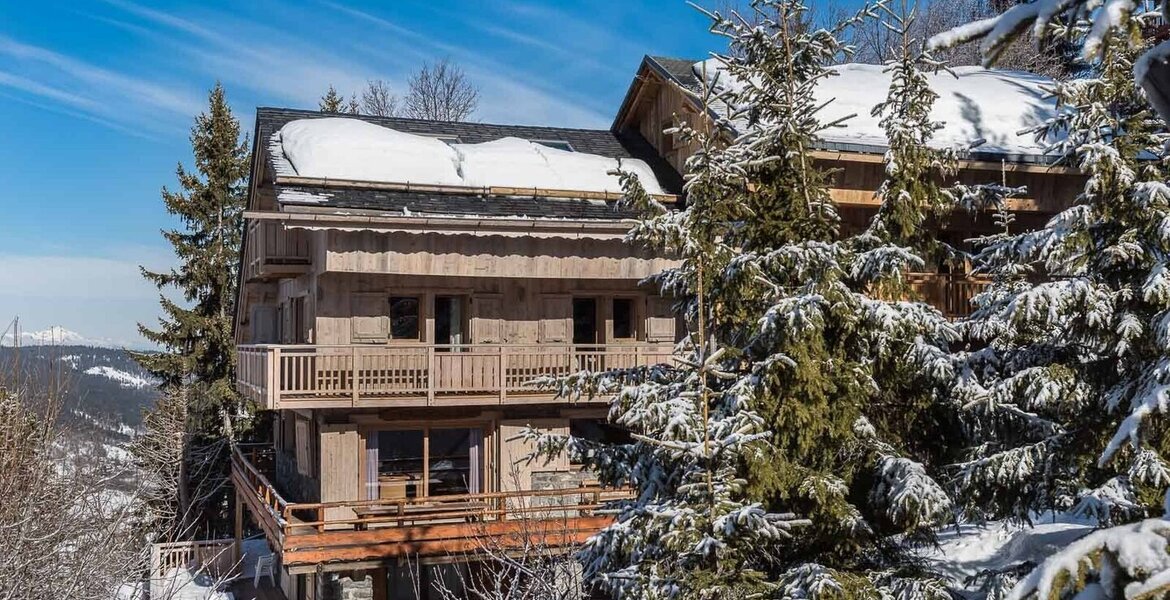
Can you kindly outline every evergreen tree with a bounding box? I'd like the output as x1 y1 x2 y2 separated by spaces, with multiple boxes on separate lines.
944 26 1170 598
319 85 344 113
534 0 958 595
134 83 250 536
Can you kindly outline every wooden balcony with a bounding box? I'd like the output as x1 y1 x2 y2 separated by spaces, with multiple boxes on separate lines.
237 342 675 410
906 273 991 319
231 446 627 573
244 220 310 282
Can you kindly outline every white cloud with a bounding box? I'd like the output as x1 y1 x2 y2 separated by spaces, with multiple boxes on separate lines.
0 35 204 133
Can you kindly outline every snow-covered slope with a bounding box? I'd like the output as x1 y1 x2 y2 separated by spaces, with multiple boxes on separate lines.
84 365 153 389
270 117 667 195
694 60 1060 156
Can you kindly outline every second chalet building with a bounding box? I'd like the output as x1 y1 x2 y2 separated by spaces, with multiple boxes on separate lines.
231 56 1086 599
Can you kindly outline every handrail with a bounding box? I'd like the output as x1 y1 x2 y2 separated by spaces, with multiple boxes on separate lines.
231 444 291 515
232 447 629 536
235 342 676 409
237 342 674 350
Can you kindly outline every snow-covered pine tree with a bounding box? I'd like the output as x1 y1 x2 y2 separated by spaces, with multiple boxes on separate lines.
943 24 1170 598
134 83 250 537
530 0 958 596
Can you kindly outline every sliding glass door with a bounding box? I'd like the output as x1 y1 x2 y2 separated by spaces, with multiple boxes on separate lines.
366 426 483 500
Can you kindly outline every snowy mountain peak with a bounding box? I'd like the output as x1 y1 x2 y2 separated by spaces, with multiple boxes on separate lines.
1 325 128 349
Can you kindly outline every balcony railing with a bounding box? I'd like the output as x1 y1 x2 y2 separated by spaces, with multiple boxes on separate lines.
244 220 310 282
237 342 675 410
906 273 991 319
231 445 628 571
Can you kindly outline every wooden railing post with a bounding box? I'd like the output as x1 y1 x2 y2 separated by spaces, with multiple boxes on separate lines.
351 345 360 407
498 346 507 403
427 345 436 405
269 347 281 410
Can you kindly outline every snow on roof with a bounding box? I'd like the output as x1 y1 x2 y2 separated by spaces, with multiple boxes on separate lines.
694 59 1061 156
270 118 666 195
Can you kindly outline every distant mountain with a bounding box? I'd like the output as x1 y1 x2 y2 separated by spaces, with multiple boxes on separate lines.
0 325 148 350
0 343 159 431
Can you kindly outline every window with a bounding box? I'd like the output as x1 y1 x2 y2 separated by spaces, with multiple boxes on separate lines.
532 139 574 152
613 298 635 339
376 430 425 499
369 428 482 500
429 428 475 496
389 296 420 340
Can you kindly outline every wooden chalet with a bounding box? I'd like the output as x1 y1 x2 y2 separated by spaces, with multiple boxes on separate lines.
231 57 1082 599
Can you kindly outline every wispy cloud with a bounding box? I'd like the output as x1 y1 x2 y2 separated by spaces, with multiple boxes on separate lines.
0 35 203 134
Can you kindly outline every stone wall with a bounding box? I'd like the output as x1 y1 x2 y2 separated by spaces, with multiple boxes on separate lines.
321 572 374 600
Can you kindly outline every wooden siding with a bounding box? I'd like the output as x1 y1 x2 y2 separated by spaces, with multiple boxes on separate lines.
319 425 361 525
322 230 675 280
499 419 569 492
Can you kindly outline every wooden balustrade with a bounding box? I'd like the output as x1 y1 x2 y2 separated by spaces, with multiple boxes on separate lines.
244 220 310 281
231 444 629 570
150 539 238 581
906 273 992 319
236 342 675 410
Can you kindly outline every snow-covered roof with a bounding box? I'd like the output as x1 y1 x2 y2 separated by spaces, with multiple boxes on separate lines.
269 117 667 195
692 58 1061 159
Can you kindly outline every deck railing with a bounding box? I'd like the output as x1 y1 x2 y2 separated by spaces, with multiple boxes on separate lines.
906 272 991 319
236 342 674 410
244 220 310 281
231 445 629 568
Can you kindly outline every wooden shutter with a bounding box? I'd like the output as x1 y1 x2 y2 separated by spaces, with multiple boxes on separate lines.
646 296 677 342
472 296 503 344
538 295 571 343
294 417 312 476
319 424 361 524
350 294 388 344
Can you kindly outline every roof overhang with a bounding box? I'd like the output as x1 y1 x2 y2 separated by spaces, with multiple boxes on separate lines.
246 208 637 241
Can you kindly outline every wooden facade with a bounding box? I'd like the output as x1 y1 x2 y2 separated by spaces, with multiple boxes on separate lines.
231 57 1085 598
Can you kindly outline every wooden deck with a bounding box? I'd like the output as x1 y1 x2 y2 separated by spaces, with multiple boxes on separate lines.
236 342 674 410
232 446 628 574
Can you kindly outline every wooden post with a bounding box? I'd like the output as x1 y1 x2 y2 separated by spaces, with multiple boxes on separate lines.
427 345 436 405
498 346 507 403
269 347 281 410
351 346 360 407
233 490 243 572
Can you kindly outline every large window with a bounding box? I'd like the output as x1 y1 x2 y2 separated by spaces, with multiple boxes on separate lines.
368 427 482 500
388 296 420 340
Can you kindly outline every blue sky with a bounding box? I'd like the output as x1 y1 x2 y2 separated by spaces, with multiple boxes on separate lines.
0 0 726 346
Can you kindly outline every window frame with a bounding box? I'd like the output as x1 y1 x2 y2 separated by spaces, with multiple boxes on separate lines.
611 296 639 341
387 295 422 342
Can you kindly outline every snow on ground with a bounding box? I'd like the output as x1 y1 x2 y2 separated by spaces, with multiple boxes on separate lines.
922 515 1096 597
695 60 1060 156
271 117 666 196
85 365 153 389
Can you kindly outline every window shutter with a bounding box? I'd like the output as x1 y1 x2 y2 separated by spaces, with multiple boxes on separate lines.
350 295 388 344
646 296 677 342
472 296 503 344
538 295 571 343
